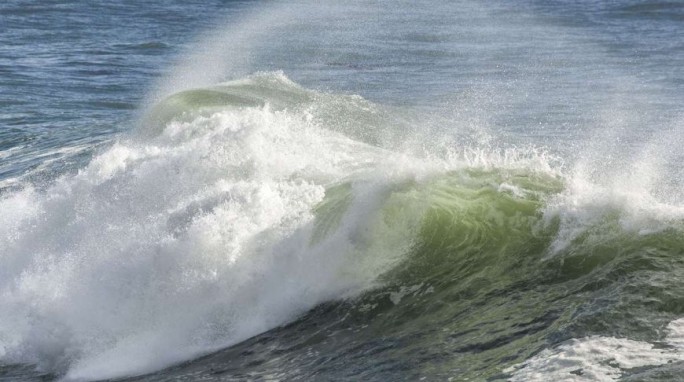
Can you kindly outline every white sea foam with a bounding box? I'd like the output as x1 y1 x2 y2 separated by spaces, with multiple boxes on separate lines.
506 318 684 381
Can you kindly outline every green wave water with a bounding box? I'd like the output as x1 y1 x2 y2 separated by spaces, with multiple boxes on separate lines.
292 169 684 380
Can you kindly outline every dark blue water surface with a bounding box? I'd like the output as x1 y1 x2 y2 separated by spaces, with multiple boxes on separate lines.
0 1 254 188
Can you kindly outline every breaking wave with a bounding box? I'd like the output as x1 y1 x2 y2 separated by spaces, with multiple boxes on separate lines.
1 73 683 381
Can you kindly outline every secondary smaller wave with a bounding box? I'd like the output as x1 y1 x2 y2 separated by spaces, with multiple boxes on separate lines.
507 318 684 381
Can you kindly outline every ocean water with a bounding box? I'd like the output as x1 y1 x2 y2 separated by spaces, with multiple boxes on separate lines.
1 1 683 381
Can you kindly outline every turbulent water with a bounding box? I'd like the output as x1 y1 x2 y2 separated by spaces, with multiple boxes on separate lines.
1 1 684 381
